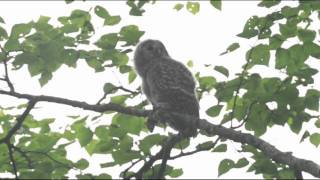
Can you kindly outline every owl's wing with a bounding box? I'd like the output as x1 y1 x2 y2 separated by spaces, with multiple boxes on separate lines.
146 58 199 117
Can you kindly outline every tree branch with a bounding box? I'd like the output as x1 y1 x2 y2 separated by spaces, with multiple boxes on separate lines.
0 90 149 118
0 100 36 144
198 119 320 178
0 89 320 178
169 137 220 160
6 143 18 179
125 135 184 179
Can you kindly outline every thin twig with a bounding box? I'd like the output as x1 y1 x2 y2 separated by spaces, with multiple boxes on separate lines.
232 100 257 129
11 145 33 168
0 45 14 92
23 150 73 168
96 86 140 105
6 143 18 179
169 137 220 160
229 61 250 128
122 158 143 178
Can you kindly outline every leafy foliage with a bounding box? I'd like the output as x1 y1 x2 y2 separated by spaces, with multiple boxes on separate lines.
0 0 320 179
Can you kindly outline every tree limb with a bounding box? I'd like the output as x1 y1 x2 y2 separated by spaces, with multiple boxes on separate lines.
199 119 320 178
0 100 36 144
0 89 320 178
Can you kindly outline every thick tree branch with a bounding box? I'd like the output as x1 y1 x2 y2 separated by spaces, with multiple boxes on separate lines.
0 89 320 178
198 119 320 178
0 90 149 117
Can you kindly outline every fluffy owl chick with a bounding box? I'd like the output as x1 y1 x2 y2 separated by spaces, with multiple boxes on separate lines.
134 39 199 136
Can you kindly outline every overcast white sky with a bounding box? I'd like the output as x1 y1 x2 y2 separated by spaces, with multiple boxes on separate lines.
0 1 319 179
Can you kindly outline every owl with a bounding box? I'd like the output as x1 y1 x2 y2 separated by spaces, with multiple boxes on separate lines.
134 39 199 136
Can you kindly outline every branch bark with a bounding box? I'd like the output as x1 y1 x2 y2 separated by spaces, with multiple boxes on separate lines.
0 90 320 178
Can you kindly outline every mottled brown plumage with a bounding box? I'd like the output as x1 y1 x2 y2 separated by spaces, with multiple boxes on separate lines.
134 39 199 136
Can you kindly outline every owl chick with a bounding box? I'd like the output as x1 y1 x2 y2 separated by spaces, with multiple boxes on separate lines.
134 39 199 136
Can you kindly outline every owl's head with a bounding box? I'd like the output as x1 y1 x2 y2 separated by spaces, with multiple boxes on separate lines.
134 39 170 76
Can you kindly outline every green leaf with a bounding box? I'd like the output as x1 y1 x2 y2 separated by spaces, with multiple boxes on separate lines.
169 168 183 178
95 174 112 179
278 169 295 179
275 48 289 69
0 26 8 40
279 23 297 38
258 0 280 8
174 3 184 11
139 134 164 154
305 89 320 111
4 38 20 51
112 52 128 66
174 138 190 150
10 23 32 39
128 70 137 84
114 114 145 135
94 6 121 26
95 126 109 139
39 72 53 87
300 131 310 143
303 42 320 59
199 76 216 90
187 60 193 67
298 29 316 43
100 162 117 168
119 25 144 46
214 66 229 77
78 127 93 147
281 6 299 18
95 5 110 18
75 159 89 170
0 16 5 24
220 42 239 55
126 0 146 16
269 34 284 49
95 33 119 49
237 16 259 39
103 82 117 94
249 44 270 66
111 95 128 104
245 103 268 136
212 144 227 152
218 159 235 176
315 120 320 128
210 0 222 10
310 133 320 147
196 141 215 150
186 2 200 15
112 150 141 165
234 158 249 168
119 135 133 151
104 16 121 26
206 105 223 117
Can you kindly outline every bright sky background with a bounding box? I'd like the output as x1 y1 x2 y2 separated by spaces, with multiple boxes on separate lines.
0 1 319 179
